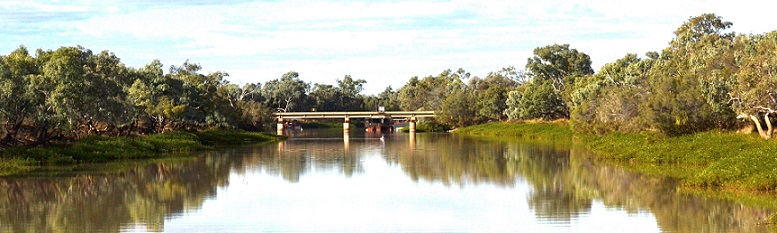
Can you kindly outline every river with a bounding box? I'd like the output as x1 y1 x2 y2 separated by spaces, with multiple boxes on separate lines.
0 129 773 232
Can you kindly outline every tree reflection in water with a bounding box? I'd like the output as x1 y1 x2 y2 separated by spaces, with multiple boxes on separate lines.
382 134 774 232
0 132 773 232
0 156 232 232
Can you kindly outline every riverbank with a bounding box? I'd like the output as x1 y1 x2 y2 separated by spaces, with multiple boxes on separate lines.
453 120 572 141
0 130 283 176
455 121 777 193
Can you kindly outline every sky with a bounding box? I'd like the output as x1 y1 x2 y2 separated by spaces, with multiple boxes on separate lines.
2 0 777 94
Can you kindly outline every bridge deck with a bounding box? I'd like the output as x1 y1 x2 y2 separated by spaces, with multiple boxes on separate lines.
274 111 435 119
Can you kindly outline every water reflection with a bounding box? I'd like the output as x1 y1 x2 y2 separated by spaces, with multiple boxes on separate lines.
0 157 231 232
565 148 773 232
0 131 773 232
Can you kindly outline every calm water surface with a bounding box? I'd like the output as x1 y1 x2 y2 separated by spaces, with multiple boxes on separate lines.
0 129 773 232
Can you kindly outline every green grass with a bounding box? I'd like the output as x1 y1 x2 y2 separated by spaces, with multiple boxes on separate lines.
453 121 572 141
397 122 449 133
582 131 777 191
0 130 283 175
457 121 777 193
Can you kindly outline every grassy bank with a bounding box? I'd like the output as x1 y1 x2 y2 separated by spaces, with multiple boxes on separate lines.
455 122 777 192
453 120 572 141
0 130 283 176
397 122 449 133
583 131 777 191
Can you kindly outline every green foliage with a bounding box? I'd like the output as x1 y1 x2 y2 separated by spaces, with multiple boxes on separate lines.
454 121 572 141
362 86 401 111
505 78 566 120
0 45 284 145
567 13 777 137
505 44 593 121
645 13 737 135
582 130 777 191
305 75 368 111
397 121 448 133
397 68 517 128
460 120 777 193
526 44 594 90
0 130 282 175
262 71 309 112
440 88 478 127
0 158 36 176
570 53 654 134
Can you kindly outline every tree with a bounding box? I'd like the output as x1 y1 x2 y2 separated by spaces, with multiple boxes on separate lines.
377 86 400 111
646 13 736 135
569 53 655 134
308 83 340 111
128 60 186 132
525 44 593 94
0 46 37 145
397 69 469 112
729 32 777 138
440 87 478 127
262 71 309 112
336 75 367 110
505 78 566 120
506 44 592 120
472 71 518 121
398 76 422 110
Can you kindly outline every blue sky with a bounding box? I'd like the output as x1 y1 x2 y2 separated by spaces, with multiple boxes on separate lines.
2 0 776 94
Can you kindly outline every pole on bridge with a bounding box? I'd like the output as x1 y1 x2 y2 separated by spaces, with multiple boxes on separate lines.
277 117 284 135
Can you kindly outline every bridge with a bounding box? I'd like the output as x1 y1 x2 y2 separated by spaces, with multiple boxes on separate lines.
273 111 436 134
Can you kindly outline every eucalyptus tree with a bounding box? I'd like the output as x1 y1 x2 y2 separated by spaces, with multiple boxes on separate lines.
308 83 339 111
569 53 655 133
336 75 367 110
728 32 777 138
127 60 186 133
397 68 469 112
505 78 566 120
471 71 518 121
440 85 478 127
646 13 736 135
505 44 593 120
0 46 37 145
262 71 309 112
376 86 400 111
82 50 135 134
397 76 422 111
526 44 593 94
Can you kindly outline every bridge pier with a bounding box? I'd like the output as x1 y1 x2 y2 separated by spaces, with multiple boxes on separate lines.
343 117 350 132
409 117 417 133
276 117 284 135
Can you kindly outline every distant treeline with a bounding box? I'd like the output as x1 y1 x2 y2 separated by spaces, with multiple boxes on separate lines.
2 13 775 147
397 13 777 139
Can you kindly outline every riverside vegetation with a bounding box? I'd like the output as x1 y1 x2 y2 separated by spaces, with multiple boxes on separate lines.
455 121 777 218
5 14 772 143
3 13 777 200
456 122 777 191
0 130 282 176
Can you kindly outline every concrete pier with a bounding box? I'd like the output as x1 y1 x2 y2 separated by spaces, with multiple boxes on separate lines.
409 117 417 133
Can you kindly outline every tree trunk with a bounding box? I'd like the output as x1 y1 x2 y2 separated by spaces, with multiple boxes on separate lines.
750 114 769 139
766 113 774 139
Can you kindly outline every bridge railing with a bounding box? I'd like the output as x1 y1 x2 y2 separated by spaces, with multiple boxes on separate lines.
273 111 435 134
273 111 435 119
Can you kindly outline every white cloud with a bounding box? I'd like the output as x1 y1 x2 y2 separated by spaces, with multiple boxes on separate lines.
5 0 777 95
